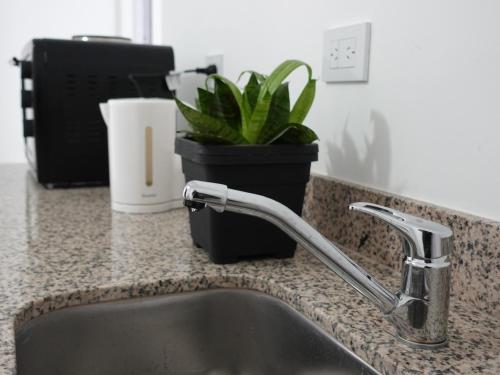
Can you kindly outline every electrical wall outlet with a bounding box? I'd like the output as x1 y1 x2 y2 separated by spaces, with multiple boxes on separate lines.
206 53 224 76
322 22 371 82
328 41 340 69
339 38 357 68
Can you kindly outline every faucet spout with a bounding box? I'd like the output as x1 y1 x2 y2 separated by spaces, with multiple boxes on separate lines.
182 180 452 348
183 180 228 212
183 180 397 313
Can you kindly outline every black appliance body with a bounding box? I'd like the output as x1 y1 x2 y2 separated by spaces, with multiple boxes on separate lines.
16 38 174 188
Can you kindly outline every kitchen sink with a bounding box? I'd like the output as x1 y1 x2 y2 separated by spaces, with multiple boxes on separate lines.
16 288 379 375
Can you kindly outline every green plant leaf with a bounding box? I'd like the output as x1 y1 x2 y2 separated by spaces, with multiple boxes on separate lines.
238 70 267 83
263 125 295 144
197 88 220 117
260 60 313 98
246 60 314 143
198 85 240 131
175 98 248 144
289 79 316 124
213 80 241 130
243 73 260 113
245 91 273 143
272 123 318 144
256 83 290 144
206 74 249 129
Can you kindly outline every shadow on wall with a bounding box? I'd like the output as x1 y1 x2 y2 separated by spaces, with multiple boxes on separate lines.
325 110 391 190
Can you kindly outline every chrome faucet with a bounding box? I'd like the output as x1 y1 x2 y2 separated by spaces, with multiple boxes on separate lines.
183 180 453 349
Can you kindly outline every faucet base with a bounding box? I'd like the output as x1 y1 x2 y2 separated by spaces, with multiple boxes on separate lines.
396 335 448 350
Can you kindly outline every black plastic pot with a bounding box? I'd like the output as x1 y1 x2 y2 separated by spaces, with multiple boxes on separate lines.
175 137 318 264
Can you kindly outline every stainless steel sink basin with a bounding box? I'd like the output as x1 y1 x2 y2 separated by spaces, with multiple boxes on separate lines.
16 289 379 375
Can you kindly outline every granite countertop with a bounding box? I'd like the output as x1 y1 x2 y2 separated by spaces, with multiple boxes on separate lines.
0 164 498 374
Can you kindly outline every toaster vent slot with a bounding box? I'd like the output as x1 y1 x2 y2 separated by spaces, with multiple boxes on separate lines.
64 71 167 103
64 120 105 148
87 74 98 97
65 74 77 97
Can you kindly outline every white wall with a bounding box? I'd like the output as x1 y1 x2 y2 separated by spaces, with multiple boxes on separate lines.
0 0 118 164
159 0 500 220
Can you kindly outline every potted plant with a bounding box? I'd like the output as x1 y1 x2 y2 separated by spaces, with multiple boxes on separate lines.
175 60 318 264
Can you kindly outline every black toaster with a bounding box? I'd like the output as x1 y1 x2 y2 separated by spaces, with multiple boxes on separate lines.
13 37 175 188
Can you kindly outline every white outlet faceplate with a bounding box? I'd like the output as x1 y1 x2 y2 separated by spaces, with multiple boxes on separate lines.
322 22 371 83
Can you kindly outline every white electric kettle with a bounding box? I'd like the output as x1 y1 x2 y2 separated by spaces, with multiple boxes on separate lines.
99 98 184 213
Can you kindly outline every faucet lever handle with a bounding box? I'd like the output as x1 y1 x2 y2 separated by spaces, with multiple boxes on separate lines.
349 202 453 259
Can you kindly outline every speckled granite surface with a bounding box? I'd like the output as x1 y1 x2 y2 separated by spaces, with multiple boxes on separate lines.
303 175 500 318
0 164 499 374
